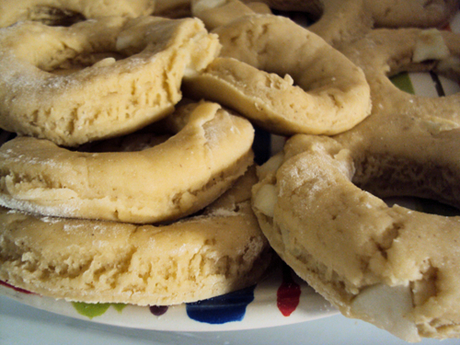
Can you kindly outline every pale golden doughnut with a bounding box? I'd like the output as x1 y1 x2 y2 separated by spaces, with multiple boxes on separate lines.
336 28 460 207
0 0 156 27
0 101 255 224
0 16 220 146
0 167 273 306
239 0 373 46
252 134 460 341
184 13 371 136
251 28 460 341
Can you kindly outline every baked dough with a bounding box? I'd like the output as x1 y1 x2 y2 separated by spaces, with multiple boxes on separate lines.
252 27 460 341
367 0 460 29
0 16 220 146
191 0 263 30
336 28 460 208
241 0 373 46
0 0 156 27
184 14 371 136
0 167 273 306
0 101 255 224
252 134 460 342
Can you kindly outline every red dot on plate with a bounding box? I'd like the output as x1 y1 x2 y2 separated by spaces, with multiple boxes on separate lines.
276 265 301 317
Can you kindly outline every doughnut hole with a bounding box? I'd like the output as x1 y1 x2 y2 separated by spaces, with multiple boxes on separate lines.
19 6 86 26
389 29 460 97
375 29 460 98
49 52 127 76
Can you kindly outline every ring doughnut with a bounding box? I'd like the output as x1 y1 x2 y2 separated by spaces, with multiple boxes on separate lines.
336 28 460 207
0 101 255 224
184 13 372 136
252 134 460 341
0 167 273 306
0 16 220 146
0 0 156 27
251 28 460 342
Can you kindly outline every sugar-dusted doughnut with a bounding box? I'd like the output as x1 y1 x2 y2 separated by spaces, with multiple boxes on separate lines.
0 16 220 146
0 0 156 27
184 13 371 136
0 101 255 224
0 167 273 306
367 0 460 29
252 134 460 342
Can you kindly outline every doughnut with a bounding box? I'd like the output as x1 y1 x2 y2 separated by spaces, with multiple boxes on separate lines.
0 167 273 306
0 101 255 224
183 13 372 136
242 0 460 45
336 28 460 207
251 28 460 341
252 134 460 342
367 0 460 29
239 0 373 46
0 16 220 146
0 0 156 27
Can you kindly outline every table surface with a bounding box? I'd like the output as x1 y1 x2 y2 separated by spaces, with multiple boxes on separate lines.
2 295 460 345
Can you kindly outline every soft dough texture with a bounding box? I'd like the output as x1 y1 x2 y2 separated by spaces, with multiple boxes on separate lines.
184 14 371 136
0 102 255 224
0 0 156 27
242 0 373 46
251 27 460 342
252 134 460 342
366 0 460 29
336 28 460 208
0 16 220 146
0 167 273 306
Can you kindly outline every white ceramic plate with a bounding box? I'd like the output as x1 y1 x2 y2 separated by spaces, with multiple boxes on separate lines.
2 8 460 335
0 262 337 332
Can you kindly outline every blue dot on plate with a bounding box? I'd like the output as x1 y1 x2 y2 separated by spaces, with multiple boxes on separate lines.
185 285 256 324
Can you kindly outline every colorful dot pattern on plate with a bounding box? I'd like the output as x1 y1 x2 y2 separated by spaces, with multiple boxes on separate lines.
0 263 320 326
185 285 256 324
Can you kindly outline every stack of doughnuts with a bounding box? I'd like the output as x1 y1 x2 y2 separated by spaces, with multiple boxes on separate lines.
1 0 460 342
0 1 272 306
